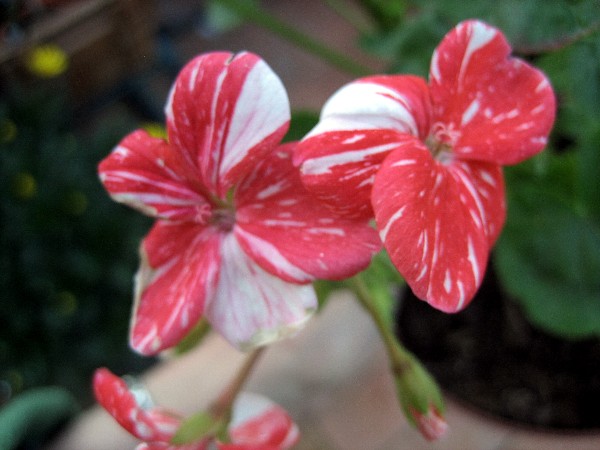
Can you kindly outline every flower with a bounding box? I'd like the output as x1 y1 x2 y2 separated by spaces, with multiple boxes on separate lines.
25 44 68 78
98 52 380 354
294 20 555 312
93 368 299 450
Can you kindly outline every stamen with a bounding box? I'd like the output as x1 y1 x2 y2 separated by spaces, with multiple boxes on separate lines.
211 208 236 231
425 122 459 164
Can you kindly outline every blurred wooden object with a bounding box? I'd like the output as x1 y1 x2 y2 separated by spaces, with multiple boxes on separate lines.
0 0 156 103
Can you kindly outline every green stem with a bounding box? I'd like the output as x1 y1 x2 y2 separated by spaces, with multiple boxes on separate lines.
350 274 413 376
217 0 373 77
211 347 265 423
324 0 372 35
514 20 600 55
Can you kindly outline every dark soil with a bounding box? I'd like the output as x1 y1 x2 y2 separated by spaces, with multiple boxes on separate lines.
395 263 600 430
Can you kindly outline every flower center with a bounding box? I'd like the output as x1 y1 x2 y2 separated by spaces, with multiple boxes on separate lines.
211 207 236 232
425 122 459 164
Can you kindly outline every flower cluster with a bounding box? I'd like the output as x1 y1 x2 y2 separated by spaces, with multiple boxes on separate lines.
93 368 298 450
294 20 555 312
95 19 555 447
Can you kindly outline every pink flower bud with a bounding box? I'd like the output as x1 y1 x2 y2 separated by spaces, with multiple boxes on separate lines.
411 405 448 441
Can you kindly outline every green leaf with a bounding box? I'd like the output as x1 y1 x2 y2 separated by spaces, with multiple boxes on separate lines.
283 110 319 143
171 411 221 445
173 319 211 355
361 12 446 76
578 121 600 221
495 197 600 339
0 387 79 450
357 0 407 31
205 0 253 35
313 279 344 310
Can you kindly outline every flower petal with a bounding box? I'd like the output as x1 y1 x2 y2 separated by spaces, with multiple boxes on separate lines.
137 443 207 450
235 144 381 283
218 393 299 450
93 368 181 442
131 221 221 355
372 138 502 312
99 130 211 222
294 76 431 218
205 234 317 350
429 20 555 164
166 52 290 198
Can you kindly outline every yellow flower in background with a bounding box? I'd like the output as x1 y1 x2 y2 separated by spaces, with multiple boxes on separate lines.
0 119 17 144
141 122 168 139
12 172 37 199
25 44 69 78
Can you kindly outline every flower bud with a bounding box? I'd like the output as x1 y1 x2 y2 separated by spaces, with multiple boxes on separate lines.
394 352 447 441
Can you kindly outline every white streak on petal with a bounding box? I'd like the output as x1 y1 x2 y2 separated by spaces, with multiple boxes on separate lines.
391 158 417 167
467 236 481 284
235 227 311 280
343 134 365 144
257 180 288 200
380 205 407 242
416 264 428 282
301 142 398 176
459 22 497 82
456 281 466 311
461 98 480 126
308 82 420 136
431 49 441 82
443 269 452 293
206 234 316 349
221 59 290 176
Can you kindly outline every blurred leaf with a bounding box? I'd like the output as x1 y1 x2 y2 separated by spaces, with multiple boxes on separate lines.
577 121 600 221
171 411 221 445
361 12 446 76
496 160 600 338
313 279 343 310
205 0 255 35
283 110 319 142
173 319 211 355
357 0 407 31
0 387 79 450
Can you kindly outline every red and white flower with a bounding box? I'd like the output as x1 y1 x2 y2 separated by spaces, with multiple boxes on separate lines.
93 368 299 450
99 52 380 354
294 20 555 312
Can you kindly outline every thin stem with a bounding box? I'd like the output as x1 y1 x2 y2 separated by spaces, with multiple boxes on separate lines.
350 274 413 376
324 0 372 35
210 346 266 420
514 20 600 56
217 0 373 77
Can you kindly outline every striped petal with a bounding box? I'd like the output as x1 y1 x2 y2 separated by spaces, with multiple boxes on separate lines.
166 52 290 199
372 137 504 312
93 368 181 442
137 444 207 450
219 393 299 450
98 130 211 222
294 75 431 218
131 221 221 355
205 234 317 350
235 144 381 283
429 20 555 165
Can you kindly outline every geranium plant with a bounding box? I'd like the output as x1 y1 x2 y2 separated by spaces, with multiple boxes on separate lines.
91 10 566 445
